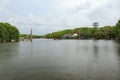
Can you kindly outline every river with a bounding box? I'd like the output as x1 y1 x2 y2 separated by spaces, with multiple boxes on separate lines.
0 39 120 80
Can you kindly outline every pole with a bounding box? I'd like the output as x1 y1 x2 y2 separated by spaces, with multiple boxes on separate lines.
30 28 32 42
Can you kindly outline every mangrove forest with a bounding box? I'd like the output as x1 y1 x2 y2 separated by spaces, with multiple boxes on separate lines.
0 22 19 42
44 19 120 40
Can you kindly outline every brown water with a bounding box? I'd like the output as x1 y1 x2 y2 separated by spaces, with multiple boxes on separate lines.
0 39 120 80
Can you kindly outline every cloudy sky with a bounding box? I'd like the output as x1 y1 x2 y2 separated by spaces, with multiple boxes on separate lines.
0 0 120 35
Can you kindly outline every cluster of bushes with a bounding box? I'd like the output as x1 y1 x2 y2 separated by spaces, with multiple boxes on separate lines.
44 29 72 39
0 22 19 42
44 19 120 40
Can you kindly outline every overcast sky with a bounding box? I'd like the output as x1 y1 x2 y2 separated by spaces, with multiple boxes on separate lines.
0 0 120 35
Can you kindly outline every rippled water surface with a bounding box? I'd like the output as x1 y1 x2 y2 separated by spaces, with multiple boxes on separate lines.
0 39 120 80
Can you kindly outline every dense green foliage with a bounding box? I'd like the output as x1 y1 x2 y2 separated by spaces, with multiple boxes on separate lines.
44 29 72 39
1 19 120 42
115 19 120 39
0 22 19 42
44 19 120 40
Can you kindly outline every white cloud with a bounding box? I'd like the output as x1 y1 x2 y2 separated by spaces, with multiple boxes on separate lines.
0 0 120 34
0 0 10 7
87 0 120 26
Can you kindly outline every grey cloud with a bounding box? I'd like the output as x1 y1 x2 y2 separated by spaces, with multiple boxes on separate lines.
0 0 120 35
15 21 46 27
74 1 91 11
87 0 120 26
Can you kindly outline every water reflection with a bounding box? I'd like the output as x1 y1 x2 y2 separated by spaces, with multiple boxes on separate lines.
0 39 120 80
113 41 120 61
0 43 19 61
0 42 20 80
93 40 99 59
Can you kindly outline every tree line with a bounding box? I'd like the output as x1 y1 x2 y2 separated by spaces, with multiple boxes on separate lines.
20 34 43 38
44 19 120 40
0 22 19 42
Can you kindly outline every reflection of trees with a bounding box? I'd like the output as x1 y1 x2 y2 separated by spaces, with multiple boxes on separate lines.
0 43 19 61
115 41 120 61
117 45 120 57
114 41 120 76
93 40 99 59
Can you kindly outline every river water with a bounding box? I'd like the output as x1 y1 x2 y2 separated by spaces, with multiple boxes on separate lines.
0 39 120 80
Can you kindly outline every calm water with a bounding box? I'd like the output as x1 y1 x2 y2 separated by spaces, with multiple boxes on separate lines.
0 39 120 80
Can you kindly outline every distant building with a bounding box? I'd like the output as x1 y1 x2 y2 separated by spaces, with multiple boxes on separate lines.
93 22 99 27
62 34 73 39
73 33 78 39
62 33 79 39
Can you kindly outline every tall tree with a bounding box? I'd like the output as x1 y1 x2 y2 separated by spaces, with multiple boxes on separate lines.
0 22 19 42
115 19 120 39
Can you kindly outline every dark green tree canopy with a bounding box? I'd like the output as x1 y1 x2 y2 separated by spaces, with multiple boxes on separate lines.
0 22 19 42
115 19 120 39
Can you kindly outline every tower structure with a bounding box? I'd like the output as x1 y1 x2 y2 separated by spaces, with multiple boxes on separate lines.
30 28 32 41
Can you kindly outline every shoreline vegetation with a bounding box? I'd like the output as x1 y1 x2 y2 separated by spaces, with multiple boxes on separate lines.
19 34 43 41
0 19 120 43
0 22 19 43
44 19 120 40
